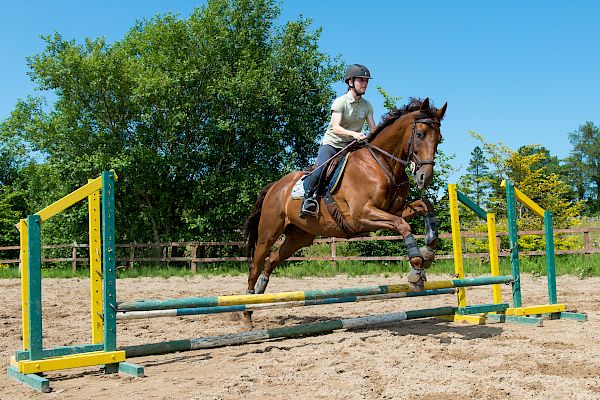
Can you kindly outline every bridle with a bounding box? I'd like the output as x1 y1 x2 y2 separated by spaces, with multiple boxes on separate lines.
364 117 441 190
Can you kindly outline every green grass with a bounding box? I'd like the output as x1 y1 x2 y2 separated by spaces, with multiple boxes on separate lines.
1 253 599 279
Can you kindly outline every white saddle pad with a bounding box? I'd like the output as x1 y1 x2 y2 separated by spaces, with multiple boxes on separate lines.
291 175 306 199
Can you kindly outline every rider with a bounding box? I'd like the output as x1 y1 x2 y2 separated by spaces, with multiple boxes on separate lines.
300 64 377 218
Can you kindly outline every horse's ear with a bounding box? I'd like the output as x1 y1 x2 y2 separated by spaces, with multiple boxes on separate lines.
436 102 447 120
420 98 430 111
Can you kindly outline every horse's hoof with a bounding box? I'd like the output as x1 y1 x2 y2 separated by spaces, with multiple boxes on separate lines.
409 281 425 292
407 267 427 292
420 245 435 269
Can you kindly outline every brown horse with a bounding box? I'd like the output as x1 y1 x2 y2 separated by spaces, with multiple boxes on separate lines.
242 98 447 328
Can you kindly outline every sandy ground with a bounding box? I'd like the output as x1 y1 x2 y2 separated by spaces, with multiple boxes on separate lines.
1 273 599 399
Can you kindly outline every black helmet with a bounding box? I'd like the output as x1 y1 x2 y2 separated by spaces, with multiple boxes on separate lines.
344 64 372 84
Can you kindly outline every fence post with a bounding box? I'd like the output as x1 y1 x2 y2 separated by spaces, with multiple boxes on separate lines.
584 229 591 254
331 238 337 268
72 245 77 273
190 245 197 273
129 244 135 269
496 233 502 254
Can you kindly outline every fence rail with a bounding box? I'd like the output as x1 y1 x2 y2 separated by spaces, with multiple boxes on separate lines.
1 227 598 273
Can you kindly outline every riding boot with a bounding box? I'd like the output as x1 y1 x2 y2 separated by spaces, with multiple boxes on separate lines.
300 193 319 218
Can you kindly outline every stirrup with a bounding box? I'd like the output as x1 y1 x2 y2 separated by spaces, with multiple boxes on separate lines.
300 196 319 218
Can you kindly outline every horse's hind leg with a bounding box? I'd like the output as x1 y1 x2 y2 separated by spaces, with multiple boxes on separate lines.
243 226 314 329
259 225 315 290
243 220 285 329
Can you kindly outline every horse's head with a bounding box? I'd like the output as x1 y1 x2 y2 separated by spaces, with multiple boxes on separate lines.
405 98 447 189
367 97 447 190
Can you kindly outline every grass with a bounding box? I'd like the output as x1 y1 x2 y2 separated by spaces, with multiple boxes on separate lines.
1 253 599 279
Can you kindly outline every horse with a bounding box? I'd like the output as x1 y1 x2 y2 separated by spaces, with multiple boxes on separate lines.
242 97 447 328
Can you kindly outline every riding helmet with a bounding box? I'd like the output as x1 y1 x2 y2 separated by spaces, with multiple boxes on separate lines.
344 64 372 84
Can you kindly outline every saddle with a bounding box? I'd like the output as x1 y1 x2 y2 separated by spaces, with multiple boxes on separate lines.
305 142 365 236
310 141 363 196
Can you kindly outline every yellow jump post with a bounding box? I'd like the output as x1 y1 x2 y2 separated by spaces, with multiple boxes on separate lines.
446 184 507 324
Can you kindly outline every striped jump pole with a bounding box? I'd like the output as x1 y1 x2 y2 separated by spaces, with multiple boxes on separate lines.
120 306 456 358
117 288 457 320
117 275 514 312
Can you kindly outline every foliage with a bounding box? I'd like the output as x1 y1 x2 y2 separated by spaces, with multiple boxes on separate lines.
468 131 583 251
458 146 492 210
0 0 342 245
564 121 600 215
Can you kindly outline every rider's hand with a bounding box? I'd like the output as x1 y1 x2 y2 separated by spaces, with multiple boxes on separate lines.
354 132 367 141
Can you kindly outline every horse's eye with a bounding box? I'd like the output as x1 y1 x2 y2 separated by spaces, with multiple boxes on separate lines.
416 131 425 139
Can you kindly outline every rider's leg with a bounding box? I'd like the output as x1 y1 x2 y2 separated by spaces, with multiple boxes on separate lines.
300 144 338 218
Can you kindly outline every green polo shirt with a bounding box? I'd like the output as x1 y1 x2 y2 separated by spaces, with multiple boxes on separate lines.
322 92 374 149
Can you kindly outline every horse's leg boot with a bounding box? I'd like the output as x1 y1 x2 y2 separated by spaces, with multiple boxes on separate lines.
254 273 269 294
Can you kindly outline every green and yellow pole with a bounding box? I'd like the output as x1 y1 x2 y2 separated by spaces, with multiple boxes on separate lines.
504 181 522 308
88 184 103 344
19 219 30 351
486 213 502 304
448 184 466 308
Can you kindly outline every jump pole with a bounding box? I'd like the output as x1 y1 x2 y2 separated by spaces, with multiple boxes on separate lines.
117 275 514 312
117 289 457 320
120 306 457 358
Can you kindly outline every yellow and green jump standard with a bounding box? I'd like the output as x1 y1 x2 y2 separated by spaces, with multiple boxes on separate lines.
498 180 587 322
7 172 143 393
447 184 509 325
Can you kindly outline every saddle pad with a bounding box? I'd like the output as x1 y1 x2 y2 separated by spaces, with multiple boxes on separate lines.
291 175 306 199
327 153 350 193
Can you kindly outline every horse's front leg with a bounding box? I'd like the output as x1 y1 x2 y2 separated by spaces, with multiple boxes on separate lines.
354 205 427 290
401 198 438 269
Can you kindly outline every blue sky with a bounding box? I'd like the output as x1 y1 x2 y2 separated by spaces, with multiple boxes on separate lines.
2 1 598 180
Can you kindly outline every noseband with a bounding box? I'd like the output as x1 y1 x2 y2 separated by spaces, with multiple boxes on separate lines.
364 117 441 186
406 118 441 172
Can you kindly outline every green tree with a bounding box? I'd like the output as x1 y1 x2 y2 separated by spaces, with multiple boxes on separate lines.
565 122 600 214
1 0 342 245
459 146 492 208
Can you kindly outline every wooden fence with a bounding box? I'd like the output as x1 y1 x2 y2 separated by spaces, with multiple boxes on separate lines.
1 227 598 273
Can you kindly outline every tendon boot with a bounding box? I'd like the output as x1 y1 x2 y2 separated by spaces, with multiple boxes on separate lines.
300 194 319 218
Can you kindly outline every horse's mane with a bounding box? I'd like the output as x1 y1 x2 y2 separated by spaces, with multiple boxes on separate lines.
367 97 439 143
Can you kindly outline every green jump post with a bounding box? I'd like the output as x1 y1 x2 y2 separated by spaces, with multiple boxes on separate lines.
102 171 117 352
27 214 43 361
505 181 522 308
544 210 558 305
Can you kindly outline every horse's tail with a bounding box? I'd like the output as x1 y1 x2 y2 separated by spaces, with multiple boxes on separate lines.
244 181 277 260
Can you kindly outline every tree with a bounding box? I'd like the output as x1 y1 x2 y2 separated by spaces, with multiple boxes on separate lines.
565 122 600 214
1 0 342 244
470 131 582 250
459 146 492 208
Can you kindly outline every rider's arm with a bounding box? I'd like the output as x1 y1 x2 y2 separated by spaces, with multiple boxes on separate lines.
331 112 366 140
367 113 376 134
